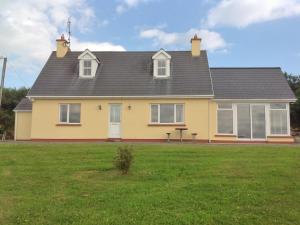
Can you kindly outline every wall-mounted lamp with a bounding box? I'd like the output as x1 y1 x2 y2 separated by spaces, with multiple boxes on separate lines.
98 105 102 110
128 104 132 110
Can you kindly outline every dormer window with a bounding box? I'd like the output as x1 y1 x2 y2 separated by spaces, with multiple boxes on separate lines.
157 59 167 76
78 49 100 78
83 60 92 76
152 49 171 78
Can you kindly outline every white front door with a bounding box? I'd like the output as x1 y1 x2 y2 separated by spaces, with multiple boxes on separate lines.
109 104 121 138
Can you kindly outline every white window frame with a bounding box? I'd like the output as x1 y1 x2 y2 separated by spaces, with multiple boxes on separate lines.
83 60 92 77
216 102 290 139
216 103 235 135
269 103 290 136
78 49 99 78
157 59 167 77
152 50 171 79
150 103 184 124
59 103 81 124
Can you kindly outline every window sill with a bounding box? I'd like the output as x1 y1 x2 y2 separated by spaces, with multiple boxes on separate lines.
56 123 82 126
79 76 95 79
215 134 236 137
148 123 186 127
267 135 292 138
153 76 170 79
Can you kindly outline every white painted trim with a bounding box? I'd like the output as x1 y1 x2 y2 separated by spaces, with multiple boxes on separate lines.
269 103 290 136
152 49 171 59
216 103 235 135
13 110 32 112
14 111 17 141
149 103 185 124
58 103 81 124
216 102 290 140
214 99 296 103
28 95 214 100
78 49 100 63
109 103 122 138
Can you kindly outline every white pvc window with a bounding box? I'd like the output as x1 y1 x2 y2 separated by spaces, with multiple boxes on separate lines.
151 104 184 124
83 60 92 76
157 59 167 76
59 104 81 124
270 103 288 135
217 103 234 134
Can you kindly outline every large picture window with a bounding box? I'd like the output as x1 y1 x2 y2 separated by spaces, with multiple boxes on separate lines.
59 104 81 124
150 104 184 124
217 103 233 134
270 103 288 135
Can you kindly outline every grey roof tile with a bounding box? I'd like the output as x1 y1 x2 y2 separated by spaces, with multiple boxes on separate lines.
14 98 32 111
210 67 296 100
28 51 213 97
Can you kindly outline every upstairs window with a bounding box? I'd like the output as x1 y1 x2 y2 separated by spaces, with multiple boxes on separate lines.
78 49 99 78
59 104 81 124
157 59 167 76
152 49 171 78
83 60 92 76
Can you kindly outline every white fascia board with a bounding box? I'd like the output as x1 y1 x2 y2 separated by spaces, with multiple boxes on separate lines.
152 49 171 59
213 99 297 103
13 110 32 112
27 95 214 100
78 49 100 63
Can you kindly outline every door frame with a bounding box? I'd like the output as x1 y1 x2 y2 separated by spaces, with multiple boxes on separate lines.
108 103 122 138
237 103 267 141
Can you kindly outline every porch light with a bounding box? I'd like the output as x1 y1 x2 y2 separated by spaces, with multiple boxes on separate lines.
98 105 102 110
128 104 132 110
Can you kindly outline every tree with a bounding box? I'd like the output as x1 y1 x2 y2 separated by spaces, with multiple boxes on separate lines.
284 72 300 130
0 87 29 139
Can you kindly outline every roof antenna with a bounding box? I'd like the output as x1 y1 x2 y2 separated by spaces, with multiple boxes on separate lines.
67 17 71 47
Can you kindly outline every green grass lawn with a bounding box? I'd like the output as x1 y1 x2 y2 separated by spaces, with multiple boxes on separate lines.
0 143 299 225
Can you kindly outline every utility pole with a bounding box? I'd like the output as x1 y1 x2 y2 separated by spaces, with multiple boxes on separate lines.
0 57 7 109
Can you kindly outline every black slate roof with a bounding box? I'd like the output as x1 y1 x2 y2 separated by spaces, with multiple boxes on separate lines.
210 67 296 100
27 51 213 97
14 98 32 111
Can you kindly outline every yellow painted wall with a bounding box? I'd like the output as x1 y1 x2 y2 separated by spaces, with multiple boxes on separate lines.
267 137 294 143
31 99 210 140
15 111 32 140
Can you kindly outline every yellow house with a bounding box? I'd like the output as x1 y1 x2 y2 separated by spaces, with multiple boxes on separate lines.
14 35 296 143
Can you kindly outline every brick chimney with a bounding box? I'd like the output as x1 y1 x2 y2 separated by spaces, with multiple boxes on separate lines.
56 34 69 58
191 34 201 57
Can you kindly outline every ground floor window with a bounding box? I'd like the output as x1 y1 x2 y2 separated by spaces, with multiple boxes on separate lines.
217 103 233 134
59 104 81 124
270 103 288 135
216 103 290 138
150 104 184 124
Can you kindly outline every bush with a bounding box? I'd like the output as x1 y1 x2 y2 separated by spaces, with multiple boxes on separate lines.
114 146 133 174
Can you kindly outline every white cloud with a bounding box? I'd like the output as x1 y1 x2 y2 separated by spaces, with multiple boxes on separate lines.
0 0 125 77
204 0 300 28
72 38 126 51
139 28 227 51
116 0 154 14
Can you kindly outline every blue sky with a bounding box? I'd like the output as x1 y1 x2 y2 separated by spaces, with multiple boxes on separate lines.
0 0 300 88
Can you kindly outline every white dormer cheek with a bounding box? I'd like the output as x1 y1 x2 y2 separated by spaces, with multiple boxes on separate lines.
78 49 99 78
152 49 171 79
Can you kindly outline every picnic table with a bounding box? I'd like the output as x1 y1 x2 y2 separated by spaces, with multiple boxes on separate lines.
175 127 188 142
